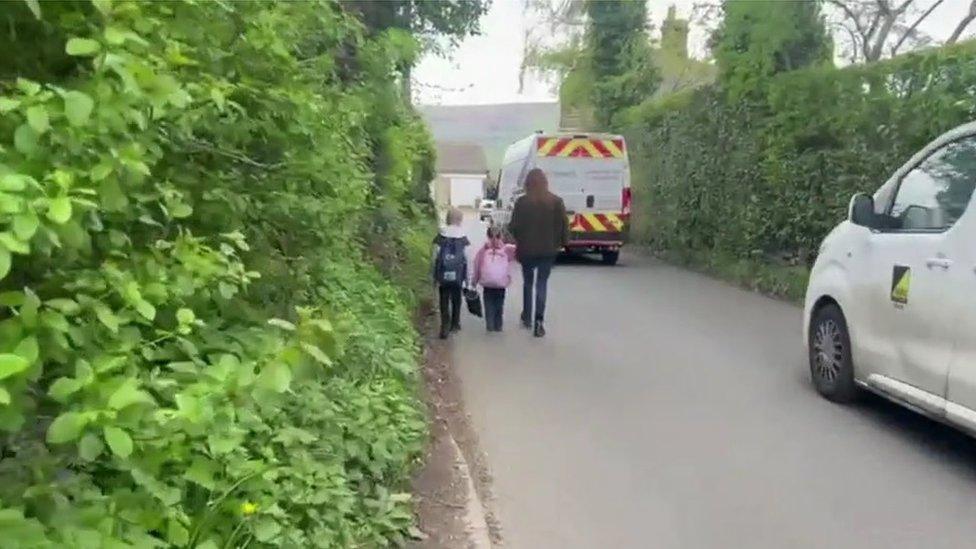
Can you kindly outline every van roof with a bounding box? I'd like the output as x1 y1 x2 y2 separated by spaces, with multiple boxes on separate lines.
535 132 624 140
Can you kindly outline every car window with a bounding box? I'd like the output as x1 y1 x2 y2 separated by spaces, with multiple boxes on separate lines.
888 136 976 231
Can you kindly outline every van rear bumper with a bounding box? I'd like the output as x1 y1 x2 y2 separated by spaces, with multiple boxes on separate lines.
565 231 626 251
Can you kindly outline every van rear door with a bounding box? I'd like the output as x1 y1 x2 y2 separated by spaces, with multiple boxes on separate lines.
534 136 627 213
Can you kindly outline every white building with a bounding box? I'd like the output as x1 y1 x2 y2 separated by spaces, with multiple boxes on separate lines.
432 142 488 210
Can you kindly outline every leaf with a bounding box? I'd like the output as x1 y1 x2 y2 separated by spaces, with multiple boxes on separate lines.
40 311 69 332
103 426 132 458
13 213 39 240
104 26 125 45
170 203 192 219
253 518 281 542
91 163 113 183
0 233 29 255
408 526 428 541
46 298 79 314
47 196 72 224
176 308 195 325
14 336 38 363
0 291 23 307
207 434 240 455
16 79 40 96
13 124 37 155
0 387 9 405
0 406 24 432
0 354 30 380
218 282 236 299
65 38 101 56
0 174 32 191
258 361 291 393
26 105 49 134
93 355 126 374
300 342 332 366
78 432 104 461
47 411 88 443
94 303 119 333
267 318 295 331
0 98 20 113
135 299 155 321
167 519 189 546
48 377 82 402
108 379 154 410
184 457 217 490
63 91 94 127
23 0 42 19
92 0 112 16
0 247 10 282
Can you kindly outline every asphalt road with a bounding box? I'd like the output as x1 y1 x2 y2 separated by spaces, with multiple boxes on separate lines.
450 252 976 549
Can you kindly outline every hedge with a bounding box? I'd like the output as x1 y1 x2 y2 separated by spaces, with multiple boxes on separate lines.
0 1 434 547
624 41 976 296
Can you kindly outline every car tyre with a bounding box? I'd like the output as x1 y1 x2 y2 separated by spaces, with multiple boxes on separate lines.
601 251 620 266
808 304 859 403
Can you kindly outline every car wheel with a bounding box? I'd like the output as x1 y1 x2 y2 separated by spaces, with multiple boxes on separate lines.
808 304 859 403
601 251 619 265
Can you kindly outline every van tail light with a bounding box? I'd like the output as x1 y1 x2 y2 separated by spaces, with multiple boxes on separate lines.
622 187 632 217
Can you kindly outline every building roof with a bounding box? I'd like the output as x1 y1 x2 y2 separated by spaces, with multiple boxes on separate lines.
435 141 488 174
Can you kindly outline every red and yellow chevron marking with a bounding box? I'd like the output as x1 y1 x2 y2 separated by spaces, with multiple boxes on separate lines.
537 137 625 158
569 212 628 233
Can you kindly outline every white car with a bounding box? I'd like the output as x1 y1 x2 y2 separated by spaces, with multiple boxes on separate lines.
804 121 976 434
478 199 495 222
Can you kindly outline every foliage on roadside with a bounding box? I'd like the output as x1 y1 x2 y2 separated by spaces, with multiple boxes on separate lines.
625 42 976 285
0 0 455 546
584 0 659 128
712 0 832 99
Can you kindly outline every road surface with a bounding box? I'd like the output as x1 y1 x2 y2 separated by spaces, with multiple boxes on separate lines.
451 252 976 549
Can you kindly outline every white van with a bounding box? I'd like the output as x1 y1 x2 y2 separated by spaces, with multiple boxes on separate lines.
493 132 631 265
804 121 976 435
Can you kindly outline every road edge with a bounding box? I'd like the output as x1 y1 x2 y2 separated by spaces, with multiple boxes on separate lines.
448 432 493 549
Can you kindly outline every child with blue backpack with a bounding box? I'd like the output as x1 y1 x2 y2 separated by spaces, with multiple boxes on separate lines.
433 208 470 339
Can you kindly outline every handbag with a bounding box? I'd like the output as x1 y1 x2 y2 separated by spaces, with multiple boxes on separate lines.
464 288 483 317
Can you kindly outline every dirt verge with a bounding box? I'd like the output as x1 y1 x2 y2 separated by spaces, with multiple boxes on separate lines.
410 332 502 548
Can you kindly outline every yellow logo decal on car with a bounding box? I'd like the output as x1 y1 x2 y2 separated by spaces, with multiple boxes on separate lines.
891 265 911 304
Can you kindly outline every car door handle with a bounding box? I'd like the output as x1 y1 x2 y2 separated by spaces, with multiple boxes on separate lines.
926 257 953 270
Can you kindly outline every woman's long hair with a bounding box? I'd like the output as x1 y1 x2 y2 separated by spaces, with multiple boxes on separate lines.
524 168 549 199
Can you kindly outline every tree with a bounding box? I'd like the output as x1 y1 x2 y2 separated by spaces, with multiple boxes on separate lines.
343 0 490 100
826 0 973 62
345 0 489 47
948 0 976 45
519 0 587 93
585 0 659 127
714 0 832 98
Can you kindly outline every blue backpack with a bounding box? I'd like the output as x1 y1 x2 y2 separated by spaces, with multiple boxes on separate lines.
435 237 466 285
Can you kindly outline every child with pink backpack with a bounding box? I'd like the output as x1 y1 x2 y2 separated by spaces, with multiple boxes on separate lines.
472 226 517 332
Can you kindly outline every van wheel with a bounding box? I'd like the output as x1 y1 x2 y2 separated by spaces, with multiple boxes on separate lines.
809 304 858 403
601 251 619 265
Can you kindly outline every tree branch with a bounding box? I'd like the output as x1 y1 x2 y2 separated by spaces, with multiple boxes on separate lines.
828 0 868 38
184 138 285 170
890 0 943 55
947 0 976 44
867 8 901 61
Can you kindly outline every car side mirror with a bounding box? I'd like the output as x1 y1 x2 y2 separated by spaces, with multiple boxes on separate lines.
849 193 876 228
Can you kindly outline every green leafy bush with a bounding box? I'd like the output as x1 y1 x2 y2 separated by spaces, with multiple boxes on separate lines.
625 42 976 298
0 0 434 546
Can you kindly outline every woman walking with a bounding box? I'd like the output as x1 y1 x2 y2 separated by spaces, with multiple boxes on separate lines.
508 168 569 337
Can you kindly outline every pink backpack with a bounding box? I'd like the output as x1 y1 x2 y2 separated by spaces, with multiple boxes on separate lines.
479 248 511 288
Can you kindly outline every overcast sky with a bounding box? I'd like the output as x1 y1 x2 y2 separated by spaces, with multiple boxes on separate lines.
413 0 974 106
